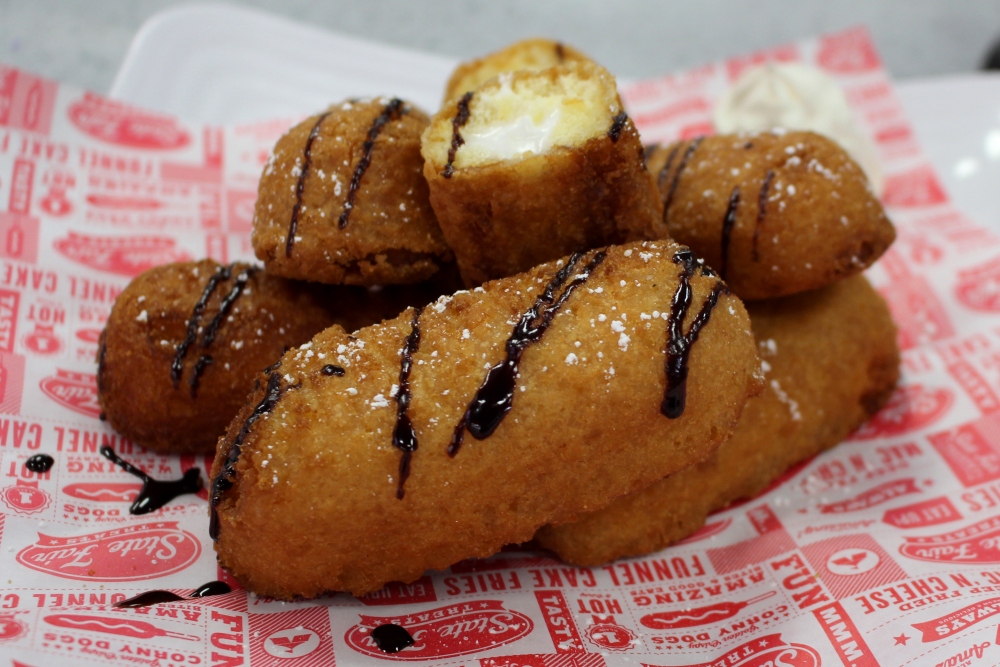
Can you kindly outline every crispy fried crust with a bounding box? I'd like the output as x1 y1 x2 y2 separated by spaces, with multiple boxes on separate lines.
423 63 662 286
98 260 440 454
646 131 895 299
252 98 452 285
210 241 760 597
443 38 594 103
535 274 900 565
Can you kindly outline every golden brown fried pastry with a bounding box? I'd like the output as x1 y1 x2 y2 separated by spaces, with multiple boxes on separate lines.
98 260 439 454
209 241 761 597
646 131 895 299
422 61 663 287
444 38 594 103
535 274 899 565
253 98 452 286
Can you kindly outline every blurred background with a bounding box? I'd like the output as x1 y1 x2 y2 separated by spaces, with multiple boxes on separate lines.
3 0 1000 94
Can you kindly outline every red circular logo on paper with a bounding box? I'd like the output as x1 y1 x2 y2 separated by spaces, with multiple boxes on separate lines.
0 615 26 642
24 325 62 355
53 231 191 277
39 369 100 418
851 385 952 440
0 484 50 515
956 257 1000 313
585 623 637 651
345 601 532 660
68 93 191 150
16 522 201 581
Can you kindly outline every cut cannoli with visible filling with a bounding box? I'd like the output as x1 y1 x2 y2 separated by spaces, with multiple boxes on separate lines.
422 61 663 286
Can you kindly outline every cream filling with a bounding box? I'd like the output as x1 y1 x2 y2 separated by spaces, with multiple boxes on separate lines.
461 107 563 159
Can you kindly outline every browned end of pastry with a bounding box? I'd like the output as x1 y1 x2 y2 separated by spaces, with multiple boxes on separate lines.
423 62 662 286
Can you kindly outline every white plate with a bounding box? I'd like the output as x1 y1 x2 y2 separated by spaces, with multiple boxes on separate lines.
110 3 1000 234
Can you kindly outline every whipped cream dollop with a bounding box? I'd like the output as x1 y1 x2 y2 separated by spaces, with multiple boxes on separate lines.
713 62 882 195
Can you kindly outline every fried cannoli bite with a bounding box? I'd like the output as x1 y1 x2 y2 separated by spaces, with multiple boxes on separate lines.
535 274 899 565
443 38 594 103
98 260 440 454
252 97 453 286
422 61 663 286
209 241 761 598
646 131 895 300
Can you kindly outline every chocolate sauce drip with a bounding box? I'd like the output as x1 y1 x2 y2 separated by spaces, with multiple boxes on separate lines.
720 186 740 278
555 42 566 61
210 371 293 540
114 581 231 609
608 112 629 142
189 355 213 398
371 624 415 654
25 454 54 473
96 342 107 392
661 250 729 419
172 264 231 388
393 307 423 499
642 144 658 164
442 92 474 178
450 250 607 457
662 137 703 222
656 144 681 189
100 446 202 515
338 98 406 229
321 364 345 376
752 170 775 262
115 591 184 608
190 581 232 598
285 112 331 257
200 266 258 348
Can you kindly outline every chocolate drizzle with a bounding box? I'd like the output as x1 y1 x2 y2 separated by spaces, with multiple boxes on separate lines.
96 341 106 392
200 266 257 347
450 250 607 456
189 355 213 397
662 250 729 419
321 364 345 376
393 307 423 499
656 144 681 189
191 581 232 598
114 581 231 609
371 624 415 654
174 264 258 396
25 454 54 473
338 98 406 229
752 170 775 262
608 112 629 142
286 112 331 257
210 371 294 540
100 446 202 515
720 186 740 278
442 92 474 178
172 264 230 387
662 137 703 222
